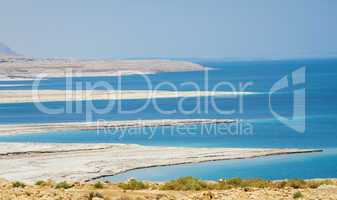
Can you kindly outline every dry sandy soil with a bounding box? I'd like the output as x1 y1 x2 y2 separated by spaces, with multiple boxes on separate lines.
0 179 337 200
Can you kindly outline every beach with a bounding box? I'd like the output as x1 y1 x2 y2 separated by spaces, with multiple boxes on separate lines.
0 142 321 183
0 89 252 104
0 119 234 135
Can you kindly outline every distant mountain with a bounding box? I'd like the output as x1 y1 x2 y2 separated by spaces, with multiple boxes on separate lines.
0 42 18 56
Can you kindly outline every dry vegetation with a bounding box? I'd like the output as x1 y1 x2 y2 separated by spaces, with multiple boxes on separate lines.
1 177 337 200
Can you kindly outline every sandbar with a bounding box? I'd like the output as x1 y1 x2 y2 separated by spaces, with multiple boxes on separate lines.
0 142 321 182
0 89 255 104
0 119 235 135
0 57 204 81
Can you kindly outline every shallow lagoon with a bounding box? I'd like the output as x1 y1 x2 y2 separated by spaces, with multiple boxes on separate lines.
0 58 336 180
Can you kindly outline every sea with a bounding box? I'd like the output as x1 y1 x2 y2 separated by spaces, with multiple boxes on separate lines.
0 58 336 181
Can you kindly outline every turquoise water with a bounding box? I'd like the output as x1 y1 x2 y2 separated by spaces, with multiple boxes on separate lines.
0 58 336 181
107 149 337 182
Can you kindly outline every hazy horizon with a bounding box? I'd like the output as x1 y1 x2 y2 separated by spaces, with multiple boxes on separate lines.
1 0 337 59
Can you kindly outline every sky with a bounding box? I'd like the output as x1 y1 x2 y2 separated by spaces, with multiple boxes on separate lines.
1 0 337 59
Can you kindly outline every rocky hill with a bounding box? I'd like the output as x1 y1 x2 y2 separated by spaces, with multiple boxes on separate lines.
0 42 18 57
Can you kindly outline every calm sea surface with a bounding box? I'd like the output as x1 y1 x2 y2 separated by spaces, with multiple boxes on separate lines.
0 58 336 181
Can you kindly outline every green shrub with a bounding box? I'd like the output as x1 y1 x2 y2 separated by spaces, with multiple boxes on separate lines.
215 178 270 189
226 177 242 187
293 191 303 199
160 176 207 191
12 181 26 188
215 182 232 190
55 181 73 189
35 180 47 186
118 179 149 190
116 176 336 191
93 181 104 189
287 179 306 189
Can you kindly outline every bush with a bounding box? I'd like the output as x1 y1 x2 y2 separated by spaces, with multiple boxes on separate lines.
287 179 306 189
293 191 303 199
159 177 314 191
35 180 47 186
93 181 104 189
118 179 149 190
215 178 270 189
307 180 333 189
116 177 336 191
215 182 232 190
160 176 208 191
55 181 73 189
89 192 104 199
274 181 287 189
226 177 242 187
12 181 26 188
306 181 320 189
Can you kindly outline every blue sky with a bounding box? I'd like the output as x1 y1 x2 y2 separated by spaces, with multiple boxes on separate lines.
1 0 337 59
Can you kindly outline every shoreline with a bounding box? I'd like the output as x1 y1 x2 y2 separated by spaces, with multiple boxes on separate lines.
92 148 322 182
0 142 322 183
0 119 234 135
0 57 205 81
0 89 255 104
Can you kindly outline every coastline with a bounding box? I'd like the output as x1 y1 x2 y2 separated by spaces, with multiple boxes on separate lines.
0 142 322 183
92 148 323 182
0 57 205 81
0 90 255 104
0 119 234 135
